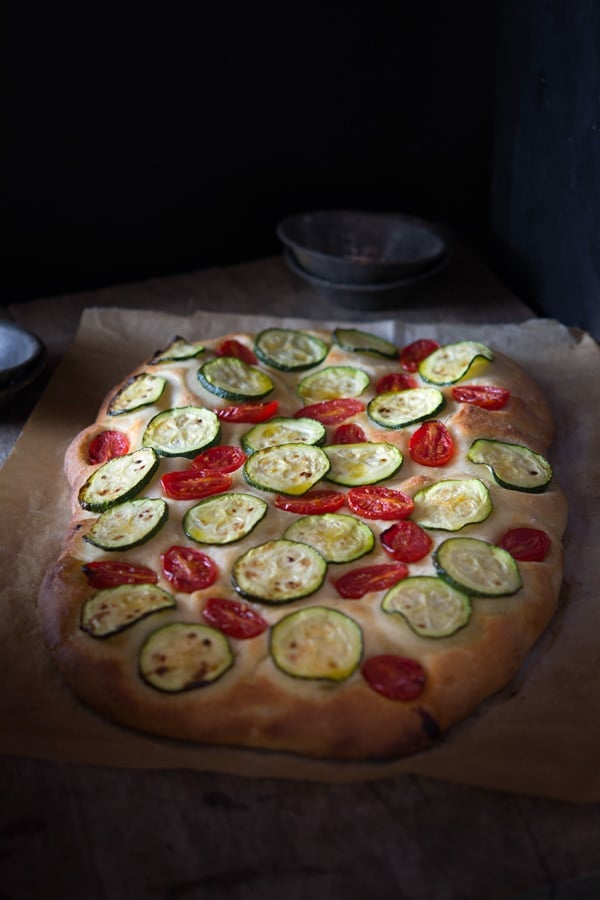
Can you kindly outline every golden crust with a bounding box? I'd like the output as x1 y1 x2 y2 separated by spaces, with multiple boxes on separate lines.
37 329 568 761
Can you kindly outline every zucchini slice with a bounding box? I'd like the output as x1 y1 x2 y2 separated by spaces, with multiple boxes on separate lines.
78 448 159 512
81 583 176 638
232 539 327 604
284 513 375 564
254 328 328 371
270 606 363 682
243 443 330 495
467 439 553 492
108 373 167 416
149 336 205 364
333 327 397 359
296 366 370 404
412 478 492 531
434 537 522 597
419 341 494 385
85 498 168 551
198 356 274 400
241 416 326 454
324 441 403 486
184 493 268 545
142 406 221 458
368 387 445 428
139 622 233 692
382 576 471 638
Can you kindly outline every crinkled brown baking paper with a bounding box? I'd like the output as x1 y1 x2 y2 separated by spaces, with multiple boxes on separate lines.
1 308 599 801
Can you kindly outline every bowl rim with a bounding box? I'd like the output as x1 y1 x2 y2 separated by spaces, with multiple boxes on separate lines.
276 209 448 266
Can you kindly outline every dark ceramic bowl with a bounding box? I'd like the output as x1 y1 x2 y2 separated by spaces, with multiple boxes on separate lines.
283 248 451 310
276 210 448 285
0 322 45 387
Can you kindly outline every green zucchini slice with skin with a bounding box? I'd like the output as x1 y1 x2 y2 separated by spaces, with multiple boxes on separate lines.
434 537 522 597
149 336 205 364
419 341 494 385
184 493 268 545
467 439 553 492
108 373 167 416
142 406 221 458
232 539 327 604
284 513 375 564
333 327 397 359
324 441 403 487
85 498 168 551
412 478 492 531
139 622 233 693
368 387 445 429
382 576 471 638
78 448 159 512
81 583 176 638
270 606 363 682
197 356 274 401
254 328 328 371
241 416 326 454
296 366 370 404
243 443 331 495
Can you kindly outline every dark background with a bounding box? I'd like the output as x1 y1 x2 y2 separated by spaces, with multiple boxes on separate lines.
3 1 599 337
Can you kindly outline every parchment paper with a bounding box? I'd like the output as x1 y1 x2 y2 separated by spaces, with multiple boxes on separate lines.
1 307 599 802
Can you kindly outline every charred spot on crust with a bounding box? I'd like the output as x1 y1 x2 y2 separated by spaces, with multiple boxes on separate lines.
417 707 442 741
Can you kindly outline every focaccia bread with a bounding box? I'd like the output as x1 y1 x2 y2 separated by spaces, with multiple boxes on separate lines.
38 327 568 760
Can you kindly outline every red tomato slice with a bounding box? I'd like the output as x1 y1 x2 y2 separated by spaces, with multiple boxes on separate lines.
191 445 246 474
82 560 158 589
202 596 268 639
498 527 551 561
88 430 130 464
376 372 417 393
332 423 367 444
333 563 408 599
161 545 218 593
216 339 257 365
347 485 414 520
408 420 455 467
215 400 279 423
400 339 440 373
451 384 511 410
380 520 432 562
274 489 346 515
295 398 366 426
362 655 426 701
161 469 232 500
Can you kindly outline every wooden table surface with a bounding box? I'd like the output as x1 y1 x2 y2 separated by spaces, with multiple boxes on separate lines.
2 250 599 900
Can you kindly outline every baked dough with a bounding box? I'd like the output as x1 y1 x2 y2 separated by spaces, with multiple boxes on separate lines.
38 328 568 760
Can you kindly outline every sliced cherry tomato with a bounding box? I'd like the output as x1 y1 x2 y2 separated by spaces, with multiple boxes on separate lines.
362 655 426 701
380 520 432 562
376 372 417 393
451 384 511 410
347 485 414 520
333 563 408 599
202 596 268 639
295 398 366 426
400 339 440 373
216 339 258 365
161 545 218 593
88 430 130 464
408 420 455 467
161 469 232 500
274 489 346 515
498 527 551 561
82 560 158 589
333 423 367 444
215 400 279 423
191 445 246 474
